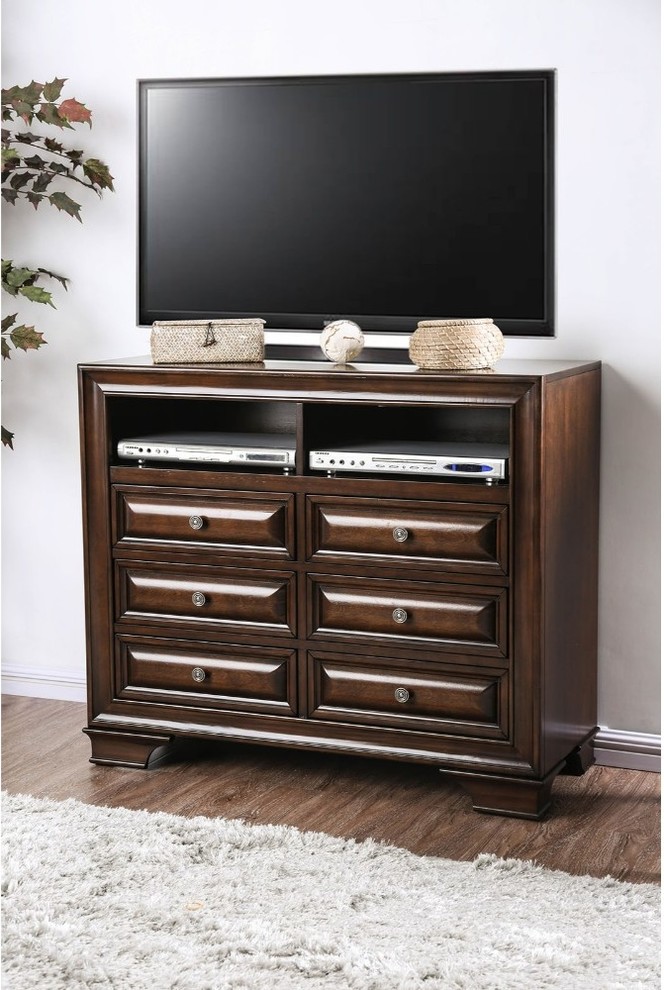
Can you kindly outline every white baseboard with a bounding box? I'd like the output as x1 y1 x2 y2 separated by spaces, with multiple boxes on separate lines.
1 665 660 772
594 727 661 773
1 664 86 703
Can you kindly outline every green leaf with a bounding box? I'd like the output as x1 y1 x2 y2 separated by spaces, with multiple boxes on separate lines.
10 323 46 350
37 268 69 290
82 158 114 191
10 131 40 146
2 425 15 448
36 102 72 129
2 146 20 163
5 267 35 288
21 81 45 105
58 98 92 126
23 154 45 169
1 337 11 360
1 188 18 205
19 284 55 307
26 191 43 209
43 77 67 102
2 259 13 276
31 171 54 194
1 313 17 332
10 171 33 191
48 190 82 221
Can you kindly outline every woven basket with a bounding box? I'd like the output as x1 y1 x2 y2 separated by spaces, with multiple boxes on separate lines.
151 319 265 364
409 318 504 370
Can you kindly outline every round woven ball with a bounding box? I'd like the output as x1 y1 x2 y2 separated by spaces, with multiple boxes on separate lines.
409 318 505 370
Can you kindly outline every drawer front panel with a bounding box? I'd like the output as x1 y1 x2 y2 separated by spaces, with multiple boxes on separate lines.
308 651 508 738
307 496 508 574
115 488 294 557
309 575 507 655
116 636 297 715
116 562 296 635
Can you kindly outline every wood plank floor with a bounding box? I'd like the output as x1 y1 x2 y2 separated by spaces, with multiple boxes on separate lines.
2 695 660 885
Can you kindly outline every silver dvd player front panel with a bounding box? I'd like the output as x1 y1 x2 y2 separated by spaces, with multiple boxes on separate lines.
309 441 508 479
117 432 296 467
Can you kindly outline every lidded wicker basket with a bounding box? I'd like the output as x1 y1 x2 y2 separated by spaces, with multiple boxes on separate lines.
409 318 504 370
151 319 265 364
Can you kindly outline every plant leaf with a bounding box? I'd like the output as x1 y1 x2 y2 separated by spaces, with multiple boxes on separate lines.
36 102 72 129
37 268 69 290
10 171 33 191
44 137 65 154
43 77 67 102
2 146 20 164
82 158 114 191
1 313 17 332
2 425 15 448
10 131 40 146
19 284 55 307
5 267 35 288
31 171 54 193
10 323 46 350
58 98 92 126
1 337 11 360
48 190 82 221
1 188 18 205
26 191 43 209
23 154 45 169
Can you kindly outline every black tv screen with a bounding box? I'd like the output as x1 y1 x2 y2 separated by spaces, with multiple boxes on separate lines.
139 72 554 336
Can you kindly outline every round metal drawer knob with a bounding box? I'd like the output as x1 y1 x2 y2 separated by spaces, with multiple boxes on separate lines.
392 607 408 624
189 514 204 531
394 687 410 704
393 527 409 543
191 667 207 683
192 591 207 607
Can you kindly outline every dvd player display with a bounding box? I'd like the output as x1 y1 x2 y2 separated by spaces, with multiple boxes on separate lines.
309 441 508 480
117 432 296 468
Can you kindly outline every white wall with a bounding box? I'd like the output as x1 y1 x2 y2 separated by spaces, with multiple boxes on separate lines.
2 0 660 735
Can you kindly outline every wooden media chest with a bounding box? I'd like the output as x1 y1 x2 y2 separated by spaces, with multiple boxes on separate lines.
78 358 600 818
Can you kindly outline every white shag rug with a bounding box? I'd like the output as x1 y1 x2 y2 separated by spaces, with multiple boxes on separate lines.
1 792 660 990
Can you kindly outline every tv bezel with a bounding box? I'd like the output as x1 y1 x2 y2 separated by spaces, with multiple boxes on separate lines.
138 70 555 337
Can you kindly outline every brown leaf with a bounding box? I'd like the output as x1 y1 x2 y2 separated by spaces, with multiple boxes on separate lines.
58 98 92 126
2 425 15 448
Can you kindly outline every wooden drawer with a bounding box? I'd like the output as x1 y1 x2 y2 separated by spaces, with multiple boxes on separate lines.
116 561 296 635
308 574 507 656
114 487 294 558
307 651 508 738
115 635 297 715
306 496 508 574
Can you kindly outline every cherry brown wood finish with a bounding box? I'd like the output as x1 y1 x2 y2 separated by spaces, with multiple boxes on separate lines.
3 697 658 884
308 574 507 654
79 358 601 817
114 487 295 558
306 496 509 574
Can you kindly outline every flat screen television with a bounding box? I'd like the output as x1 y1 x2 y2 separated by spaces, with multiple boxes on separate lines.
138 71 554 338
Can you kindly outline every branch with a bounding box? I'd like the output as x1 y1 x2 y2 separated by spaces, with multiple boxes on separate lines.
8 166 101 195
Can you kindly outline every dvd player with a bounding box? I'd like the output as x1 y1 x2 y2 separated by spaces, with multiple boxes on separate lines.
309 441 508 481
117 432 296 468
